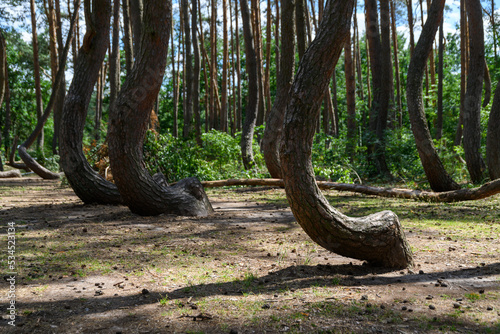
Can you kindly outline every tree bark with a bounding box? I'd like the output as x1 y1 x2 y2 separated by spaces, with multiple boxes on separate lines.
29 0 45 152
345 30 356 159
365 0 391 177
280 0 413 269
406 0 460 192
60 0 121 204
436 20 444 140
182 0 193 138
487 81 500 180
235 0 242 132
221 0 229 133
192 0 202 144
240 0 259 170
107 0 212 217
109 0 120 107
122 0 134 73
407 0 415 55
262 0 295 179
391 0 402 128
129 0 143 59
463 0 486 184
0 29 5 171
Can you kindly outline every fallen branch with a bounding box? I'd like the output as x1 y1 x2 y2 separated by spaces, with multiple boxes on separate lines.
200 178 500 203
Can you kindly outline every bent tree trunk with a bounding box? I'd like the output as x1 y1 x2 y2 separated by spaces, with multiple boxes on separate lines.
406 0 460 192
279 0 413 268
18 0 80 180
107 0 212 216
239 0 259 170
262 0 295 178
60 0 121 204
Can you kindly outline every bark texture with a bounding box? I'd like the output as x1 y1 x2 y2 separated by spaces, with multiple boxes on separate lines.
279 0 413 268
262 0 295 178
60 0 122 204
107 0 212 217
463 0 486 183
240 0 259 170
487 82 500 180
406 0 460 192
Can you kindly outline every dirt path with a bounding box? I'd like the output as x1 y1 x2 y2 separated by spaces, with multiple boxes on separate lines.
0 177 499 333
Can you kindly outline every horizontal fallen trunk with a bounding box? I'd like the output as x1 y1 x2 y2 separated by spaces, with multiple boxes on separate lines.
0 170 22 178
200 178 500 203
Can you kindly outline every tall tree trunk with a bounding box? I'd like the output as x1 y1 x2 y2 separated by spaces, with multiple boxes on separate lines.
252 0 266 126
0 29 6 113
262 0 295 178
264 0 272 118
108 0 212 216
192 0 202 144
365 0 390 177
274 0 280 79
487 82 500 180
109 0 120 107
210 0 219 129
129 0 143 59
296 0 307 59
280 0 413 269
182 0 193 138
221 0 229 133
345 30 356 159
391 0 402 128
235 0 242 133
60 0 121 204
29 0 45 152
172 18 180 137
0 29 5 170
462 0 486 183
354 4 364 101
53 0 66 155
455 0 467 146
378 0 393 175
122 0 134 73
240 0 259 170
436 20 444 140
406 0 460 192
407 0 415 55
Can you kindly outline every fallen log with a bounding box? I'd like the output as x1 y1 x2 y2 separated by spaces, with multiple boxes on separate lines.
0 169 22 178
200 178 500 203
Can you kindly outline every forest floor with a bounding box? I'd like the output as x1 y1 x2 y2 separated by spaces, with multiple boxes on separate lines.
0 176 499 334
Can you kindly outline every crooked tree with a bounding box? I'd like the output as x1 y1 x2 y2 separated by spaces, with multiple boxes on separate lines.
107 0 212 216
280 0 413 268
60 0 122 204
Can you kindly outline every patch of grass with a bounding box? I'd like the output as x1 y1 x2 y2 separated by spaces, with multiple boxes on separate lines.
464 293 486 302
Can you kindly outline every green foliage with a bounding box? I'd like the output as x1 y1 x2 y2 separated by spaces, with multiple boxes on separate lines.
143 129 268 183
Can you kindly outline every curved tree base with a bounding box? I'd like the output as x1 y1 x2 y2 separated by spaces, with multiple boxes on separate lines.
107 1 212 218
318 210 413 268
278 0 413 269
124 176 213 217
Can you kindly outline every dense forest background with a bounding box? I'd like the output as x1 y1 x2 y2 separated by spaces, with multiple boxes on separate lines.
0 0 499 189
